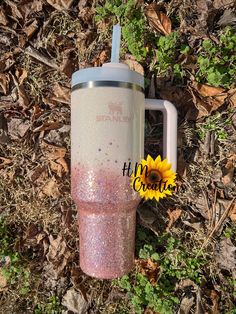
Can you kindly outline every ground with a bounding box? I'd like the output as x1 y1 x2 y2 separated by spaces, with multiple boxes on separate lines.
0 0 236 313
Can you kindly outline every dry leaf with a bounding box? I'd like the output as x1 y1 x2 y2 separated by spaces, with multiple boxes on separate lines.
11 71 29 108
42 178 60 198
229 89 236 108
28 166 47 182
124 58 144 75
0 73 10 95
166 208 182 231
31 104 43 122
15 68 28 85
136 258 159 285
50 160 64 177
0 157 12 169
7 118 31 139
23 19 38 38
177 152 187 178
207 289 220 314
190 87 226 117
93 50 108 67
0 269 7 291
0 53 15 72
0 8 8 25
46 0 74 10
222 157 235 185
218 9 236 26
194 83 225 97
229 203 236 221
57 157 69 173
46 234 71 277
18 86 29 108
213 0 234 9
50 158 68 177
33 121 62 133
62 288 88 314
215 238 236 272
60 48 77 78
41 140 67 160
145 3 172 36
177 296 194 314
50 83 70 105
7 0 23 21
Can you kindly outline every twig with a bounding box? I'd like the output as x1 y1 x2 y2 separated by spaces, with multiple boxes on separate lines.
210 188 218 230
197 197 235 256
25 46 59 70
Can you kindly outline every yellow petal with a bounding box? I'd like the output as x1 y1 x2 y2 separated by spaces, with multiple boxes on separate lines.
154 155 162 166
158 159 172 172
162 170 176 178
146 155 154 169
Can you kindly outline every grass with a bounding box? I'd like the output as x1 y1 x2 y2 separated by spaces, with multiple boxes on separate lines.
113 226 208 314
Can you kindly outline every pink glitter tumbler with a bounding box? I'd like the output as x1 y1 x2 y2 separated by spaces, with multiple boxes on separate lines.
71 25 177 279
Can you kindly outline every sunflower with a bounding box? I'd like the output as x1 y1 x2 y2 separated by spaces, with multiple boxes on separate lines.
131 155 176 201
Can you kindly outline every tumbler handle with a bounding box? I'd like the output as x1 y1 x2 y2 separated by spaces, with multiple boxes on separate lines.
145 99 177 172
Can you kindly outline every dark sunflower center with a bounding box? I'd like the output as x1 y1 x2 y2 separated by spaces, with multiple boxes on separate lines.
146 169 161 184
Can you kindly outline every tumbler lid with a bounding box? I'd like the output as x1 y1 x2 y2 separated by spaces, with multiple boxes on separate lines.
71 62 144 89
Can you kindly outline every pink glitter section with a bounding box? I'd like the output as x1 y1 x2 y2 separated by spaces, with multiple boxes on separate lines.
71 165 140 279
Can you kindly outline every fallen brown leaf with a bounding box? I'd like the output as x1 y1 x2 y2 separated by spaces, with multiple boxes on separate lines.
31 104 43 122
206 289 220 314
23 19 38 38
228 88 236 108
46 234 71 278
7 118 31 139
28 166 47 182
215 237 236 272
177 152 187 178
42 177 60 198
50 83 70 105
0 269 7 291
11 72 29 108
33 121 62 133
222 155 235 185
18 86 29 108
50 158 68 177
7 0 23 21
0 157 12 169
0 73 10 94
145 3 172 36
56 157 69 173
136 258 159 285
15 68 27 85
93 50 108 67
190 85 226 117
166 208 182 231
194 82 225 97
46 0 74 10
60 48 77 78
62 288 88 314
124 58 144 75
177 295 194 314
213 0 234 9
40 140 67 160
0 52 15 72
0 7 8 25
229 203 236 222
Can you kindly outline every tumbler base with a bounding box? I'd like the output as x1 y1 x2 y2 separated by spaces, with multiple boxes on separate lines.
78 207 136 279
